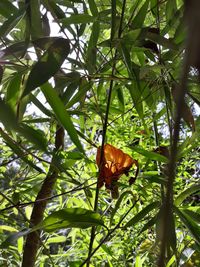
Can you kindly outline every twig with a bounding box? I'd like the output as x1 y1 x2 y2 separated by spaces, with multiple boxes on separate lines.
86 1 127 265
80 200 139 267
0 181 97 213
157 23 190 267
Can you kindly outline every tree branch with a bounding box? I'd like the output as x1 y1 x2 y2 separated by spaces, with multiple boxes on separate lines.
21 126 64 267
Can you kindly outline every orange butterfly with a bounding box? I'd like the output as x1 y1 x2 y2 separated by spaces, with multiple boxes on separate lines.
96 144 138 198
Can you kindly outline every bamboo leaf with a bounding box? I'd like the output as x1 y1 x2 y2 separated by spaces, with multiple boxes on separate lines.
0 7 25 37
41 83 84 153
131 146 168 163
36 208 105 232
131 0 149 29
23 38 70 97
174 206 200 245
61 14 95 25
110 191 135 226
124 201 160 228
175 184 200 206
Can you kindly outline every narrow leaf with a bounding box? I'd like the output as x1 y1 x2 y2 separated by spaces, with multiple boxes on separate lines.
88 0 98 16
23 38 70 97
131 0 149 29
41 83 84 153
36 208 105 232
61 14 95 25
174 206 200 245
18 123 47 151
0 128 44 173
175 184 200 206
124 201 160 228
110 191 135 226
0 7 25 37
132 146 168 163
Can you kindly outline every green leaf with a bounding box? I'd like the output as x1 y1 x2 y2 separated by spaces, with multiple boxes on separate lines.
0 7 25 37
36 208 105 232
166 0 177 23
126 82 143 119
86 20 100 73
124 201 160 228
180 209 200 225
1 229 30 248
0 128 44 173
110 191 135 226
29 94 52 117
140 212 158 233
131 0 149 29
174 206 200 245
23 38 70 97
116 87 125 113
46 236 67 244
0 98 18 131
0 65 4 86
65 79 91 109
18 123 47 151
61 14 95 25
175 184 200 206
88 0 98 16
146 32 179 50
0 0 18 18
132 146 168 163
111 0 117 40
41 83 84 153
28 0 43 39
120 43 133 78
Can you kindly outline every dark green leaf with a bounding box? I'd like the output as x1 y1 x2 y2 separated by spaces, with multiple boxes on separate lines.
61 14 95 25
166 0 177 22
86 20 100 73
0 128 44 173
110 191 135 226
65 79 91 109
126 83 144 119
124 201 160 228
0 65 3 85
181 209 200 224
18 123 47 151
0 7 25 37
174 206 200 245
0 98 18 131
88 0 98 16
41 83 84 153
175 184 200 206
0 0 18 18
132 146 168 163
36 208 105 232
28 0 43 39
146 32 179 50
131 0 149 29
23 38 70 97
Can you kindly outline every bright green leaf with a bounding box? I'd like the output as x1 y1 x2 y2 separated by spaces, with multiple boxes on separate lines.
37 208 105 232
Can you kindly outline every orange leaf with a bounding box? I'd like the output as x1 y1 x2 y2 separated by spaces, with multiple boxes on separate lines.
96 144 138 197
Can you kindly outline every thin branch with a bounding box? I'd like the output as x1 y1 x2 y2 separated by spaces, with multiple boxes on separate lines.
86 1 127 265
0 181 96 213
80 200 139 267
157 29 190 267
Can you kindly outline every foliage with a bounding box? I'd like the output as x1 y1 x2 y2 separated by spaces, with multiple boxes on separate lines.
0 0 200 266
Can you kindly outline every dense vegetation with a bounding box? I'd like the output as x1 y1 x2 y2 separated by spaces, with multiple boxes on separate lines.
0 0 200 266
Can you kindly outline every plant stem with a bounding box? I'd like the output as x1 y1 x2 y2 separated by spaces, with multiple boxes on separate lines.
86 0 127 265
157 36 190 267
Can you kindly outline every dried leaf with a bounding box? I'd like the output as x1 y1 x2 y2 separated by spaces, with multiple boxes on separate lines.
96 144 138 198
